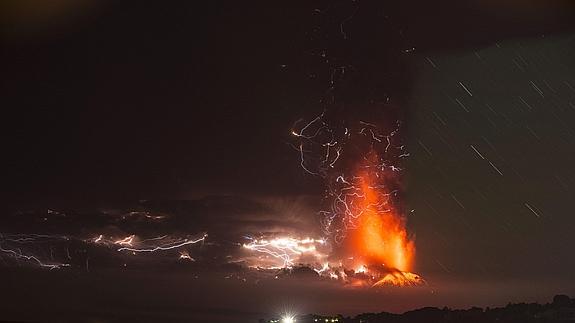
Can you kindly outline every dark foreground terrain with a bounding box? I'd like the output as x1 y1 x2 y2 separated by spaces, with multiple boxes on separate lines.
262 295 575 323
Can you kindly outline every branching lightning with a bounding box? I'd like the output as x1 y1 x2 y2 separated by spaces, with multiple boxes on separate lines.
116 233 207 253
0 234 70 269
285 106 423 287
242 237 327 268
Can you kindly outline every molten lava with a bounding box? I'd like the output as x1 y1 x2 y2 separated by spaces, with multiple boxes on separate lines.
290 114 423 287
372 270 423 287
353 171 414 271
348 163 421 287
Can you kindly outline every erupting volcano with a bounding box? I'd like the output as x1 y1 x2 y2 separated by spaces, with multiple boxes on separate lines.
346 160 421 286
290 111 424 287
352 168 414 272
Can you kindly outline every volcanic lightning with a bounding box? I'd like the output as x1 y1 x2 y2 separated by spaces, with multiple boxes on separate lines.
242 237 328 268
0 234 71 269
286 109 423 287
116 233 207 253
241 109 423 287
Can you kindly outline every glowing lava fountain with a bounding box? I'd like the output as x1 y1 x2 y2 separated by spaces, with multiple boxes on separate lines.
355 170 412 270
289 111 424 287
345 153 422 287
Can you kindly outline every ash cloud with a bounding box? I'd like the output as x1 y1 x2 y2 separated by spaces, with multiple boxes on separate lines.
0 195 323 276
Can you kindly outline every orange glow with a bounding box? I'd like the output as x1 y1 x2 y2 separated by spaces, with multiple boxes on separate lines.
372 270 423 287
347 153 421 287
351 170 414 272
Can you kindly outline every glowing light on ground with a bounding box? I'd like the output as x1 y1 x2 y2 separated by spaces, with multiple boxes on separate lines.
281 315 296 323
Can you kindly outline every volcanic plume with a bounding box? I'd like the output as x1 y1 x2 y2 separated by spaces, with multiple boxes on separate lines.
346 157 420 286
292 109 423 287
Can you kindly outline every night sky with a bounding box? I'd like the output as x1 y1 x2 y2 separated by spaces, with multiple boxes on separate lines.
2 1 575 322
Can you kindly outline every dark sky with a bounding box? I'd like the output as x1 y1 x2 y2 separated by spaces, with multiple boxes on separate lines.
2 1 575 322
4 0 573 205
